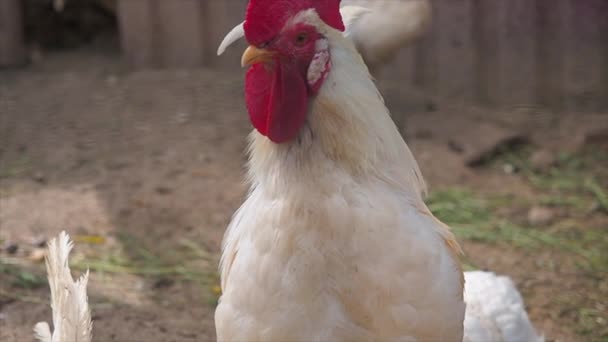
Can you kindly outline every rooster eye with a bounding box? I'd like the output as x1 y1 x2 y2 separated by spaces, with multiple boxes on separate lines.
295 32 308 45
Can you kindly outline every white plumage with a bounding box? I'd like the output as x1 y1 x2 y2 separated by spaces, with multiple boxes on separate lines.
463 271 543 342
34 231 92 342
215 8 465 341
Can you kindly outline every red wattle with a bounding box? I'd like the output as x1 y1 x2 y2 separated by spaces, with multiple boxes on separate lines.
245 61 309 143
245 64 272 137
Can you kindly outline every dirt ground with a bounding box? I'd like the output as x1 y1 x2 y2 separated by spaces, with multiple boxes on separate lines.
1 37 607 342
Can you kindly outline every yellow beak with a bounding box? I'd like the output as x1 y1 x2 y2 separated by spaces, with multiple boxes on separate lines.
241 45 275 67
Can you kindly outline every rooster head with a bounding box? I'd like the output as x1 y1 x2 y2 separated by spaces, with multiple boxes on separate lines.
240 0 345 143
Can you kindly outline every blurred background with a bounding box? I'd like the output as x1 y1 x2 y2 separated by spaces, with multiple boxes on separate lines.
0 0 606 341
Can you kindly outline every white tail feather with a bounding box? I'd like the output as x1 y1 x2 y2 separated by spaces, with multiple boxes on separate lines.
34 231 92 342
463 271 544 342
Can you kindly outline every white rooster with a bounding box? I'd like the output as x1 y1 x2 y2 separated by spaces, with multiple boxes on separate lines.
215 0 542 341
34 231 92 342
215 0 463 340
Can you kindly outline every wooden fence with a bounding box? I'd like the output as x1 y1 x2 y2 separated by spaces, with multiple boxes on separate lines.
380 0 608 111
117 0 249 69
115 0 608 111
1 0 607 111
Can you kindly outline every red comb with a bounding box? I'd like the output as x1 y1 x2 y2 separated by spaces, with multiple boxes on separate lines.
244 0 344 46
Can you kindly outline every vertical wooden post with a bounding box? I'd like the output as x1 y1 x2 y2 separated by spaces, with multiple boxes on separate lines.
0 0 26 67
434 0 475 102
562 0 608 112
412 17 437 95
535 0 566 111
596 0 608 110
502 0 537 108
117 0 158 68
157 0 205 67
471 0 506 106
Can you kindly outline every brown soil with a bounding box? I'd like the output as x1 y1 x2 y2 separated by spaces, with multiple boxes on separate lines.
1 41 607 342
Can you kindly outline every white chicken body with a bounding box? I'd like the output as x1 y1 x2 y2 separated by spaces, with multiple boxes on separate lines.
215 10 464 341
217 173 465 341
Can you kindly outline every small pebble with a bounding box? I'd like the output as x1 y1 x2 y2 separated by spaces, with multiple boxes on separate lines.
527 206 554 226
155 186 172 195
153 278 174 289
32 171 47 184
105 75 119 85
447 140 464 153
529 149 556 171
5 243 18 255
502 163 516 174
29 248 47 262
31 237 47 248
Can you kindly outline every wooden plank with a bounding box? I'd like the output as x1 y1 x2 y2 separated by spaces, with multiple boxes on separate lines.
471 0 507 106
502 0 537 107
584 0 608 111
559 0 573 112
157 0 205 67
0 0 26 67
600 1 608 110
117 0 158 68
412 8 438 95
561 0 608 112
433 0 475 101
535 0 567 111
